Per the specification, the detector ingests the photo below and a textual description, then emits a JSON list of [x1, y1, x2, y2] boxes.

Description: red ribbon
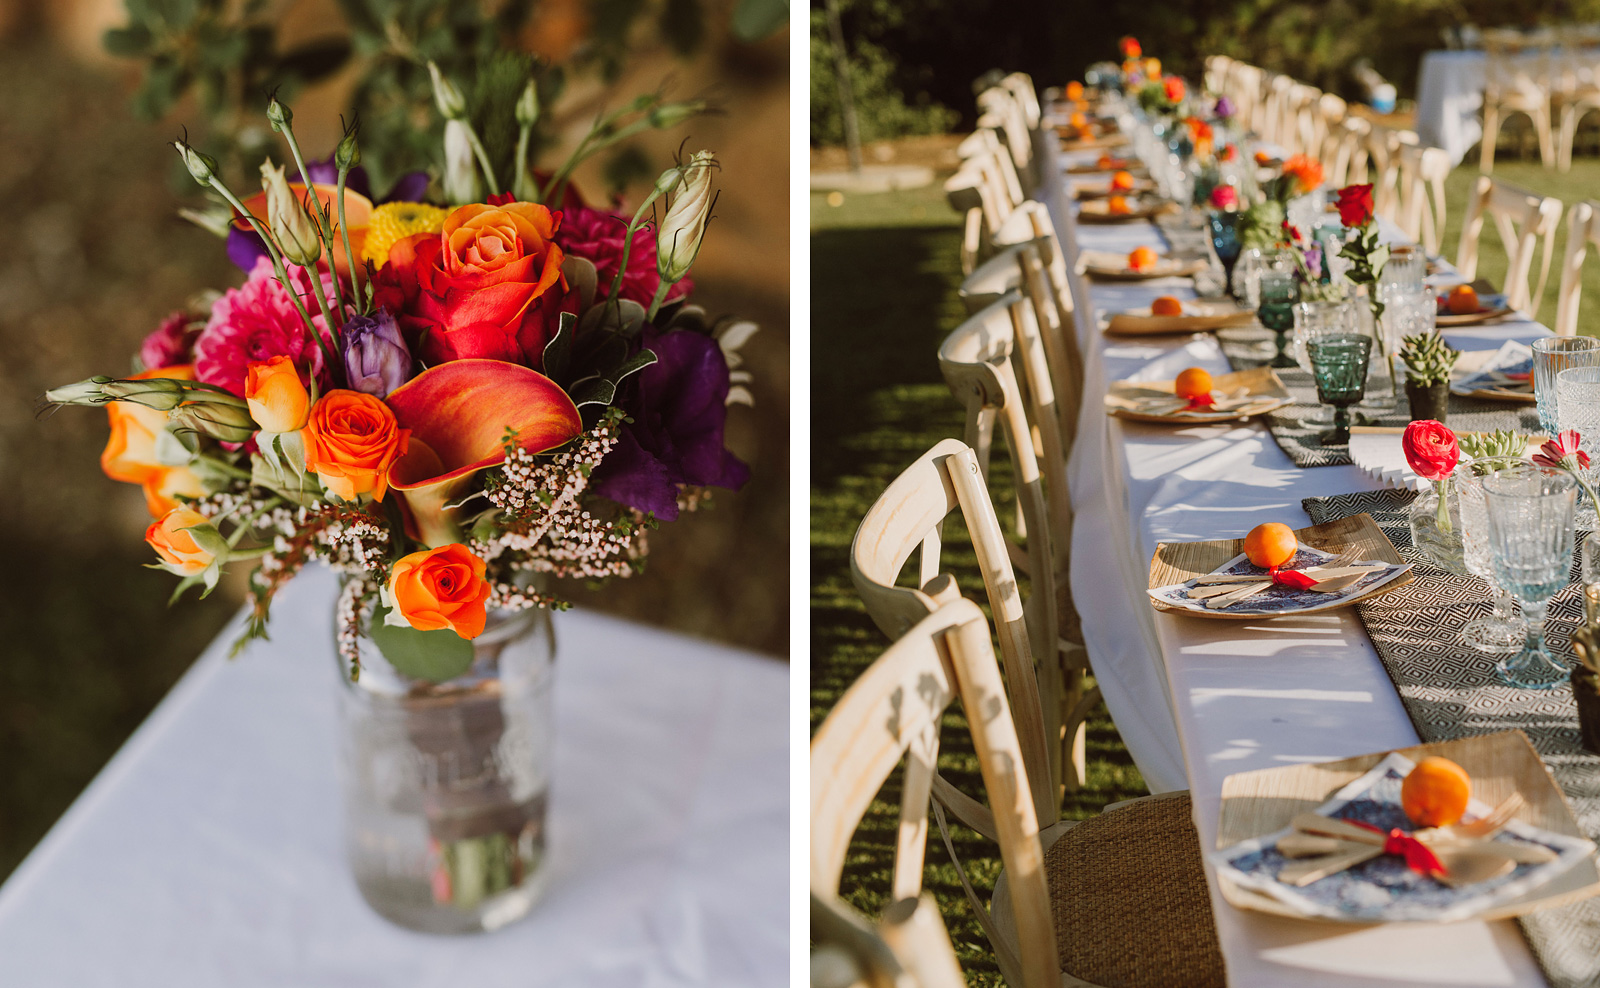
[[1344, 819, 1446, 877], [1184, 393, 1216, 409], [1268, 568, 1318, 590]]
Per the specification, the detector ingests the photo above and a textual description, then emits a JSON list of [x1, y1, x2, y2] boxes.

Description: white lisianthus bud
[[260, 160, 321, 266], [515, 80, 540, 127], [442, 120, 481, 205], [428, 61, 468, 120], [657, 151, 718, 284], [43, 377, 113, 406], [173, 141, 218, 186]]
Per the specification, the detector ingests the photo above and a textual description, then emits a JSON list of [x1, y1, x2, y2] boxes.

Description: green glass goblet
[[1307, 333, 1372, 446]]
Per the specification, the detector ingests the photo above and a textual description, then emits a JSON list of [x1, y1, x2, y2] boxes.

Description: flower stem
[[336, 164, 365, 315], [279, 123, 347, 326], [644, 277, 673, 323], [606, 190, 666, 306], [1436, 476, 1452, 533], [205, 178, 341, 377]]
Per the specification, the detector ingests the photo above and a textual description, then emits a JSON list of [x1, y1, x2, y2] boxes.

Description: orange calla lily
[[385, 359, 583, 546], [235, 182, 374, 278]]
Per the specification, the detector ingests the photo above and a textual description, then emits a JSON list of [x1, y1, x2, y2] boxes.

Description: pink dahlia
[[557, 206, 693, 308], [139, 311, 203, 370], [194, 257, 336, 396]]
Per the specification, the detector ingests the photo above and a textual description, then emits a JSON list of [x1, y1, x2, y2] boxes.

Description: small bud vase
[[1409, 481, 1469, 576], [336, 594, 556, 934]]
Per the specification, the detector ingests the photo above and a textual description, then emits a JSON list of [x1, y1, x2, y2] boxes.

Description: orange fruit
[[1107, 195, 1132, 215], [1254, 150, 1274, 166], [1071, 111, 1089, 131], [1401, 756, 1471, 828], [1066, 81, 1085, 101], [1242, 522, 1297, 569], [1097, 154, 1115, 169], [1128, 246, 1159, 271], [1151, 295, 1184, 316], [1173, 366, 1213, 399], [1111, 170, 1135, 191], [1447, 284, 1480, 315]]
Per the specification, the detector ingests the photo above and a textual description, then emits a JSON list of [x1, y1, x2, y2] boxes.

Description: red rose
[[1164, 75, 1186, 104], [1336, 184, 1375, 228], [1402, 420, 1460, 482], [1209, 184, 1238, 210], [1120, 36, 1141, 59], [374, 201, 568, 368]]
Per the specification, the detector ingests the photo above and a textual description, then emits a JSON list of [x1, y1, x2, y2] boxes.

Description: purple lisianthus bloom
[[1213, 95, 1236, 119], [590, 327, 749, 520], [226, 157, 433, 273], [341, 309, 412, 398]]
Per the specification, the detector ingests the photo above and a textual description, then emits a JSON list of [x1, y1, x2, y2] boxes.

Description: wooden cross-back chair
[[849, 438, 1059, 815], [1230, 62, 1266, 137], [1203, 55, 1232, 100], [1262, 73, 1295, 148], [810, 890, 965, 988], [960, 225, 1084, 447], [1554, 25, 1600, 171], [957, 129, 1024, 217], [1554, 199, 1600, 335], [978, 87, 1037, 194], [1480, 28, 1556, 172], [1287, 82, 1324, 157], [937, 292, 1092, 792], [1364, 125, 1414, 225], [811, 598, 1058, 988], [1001, 71, 1041, 131], [1322, 115, 1370, 187], [832, 540, 1230, 988], [1456, 175, 1563, 317], [1397, 143, 1451, 256]]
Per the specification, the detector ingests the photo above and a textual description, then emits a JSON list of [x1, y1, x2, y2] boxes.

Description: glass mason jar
[[337, 597, 556, 934], [1410, 477, 1470, 577]]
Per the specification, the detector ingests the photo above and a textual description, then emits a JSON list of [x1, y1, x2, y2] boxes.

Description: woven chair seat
[[1044, 792, 1227, 988]]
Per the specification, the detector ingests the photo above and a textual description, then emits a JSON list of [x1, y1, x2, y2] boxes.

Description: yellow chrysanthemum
[[362, 202, 449, 267]]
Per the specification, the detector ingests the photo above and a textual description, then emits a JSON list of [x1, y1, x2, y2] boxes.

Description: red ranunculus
[[1209, 184, 1238, 210], [1336, 184, 1376, 228], [1120, 36, 1141, 59], [374, 201, 569, 369], [1163, 75, 1186, 104], [1402, 420, 1460, 482]]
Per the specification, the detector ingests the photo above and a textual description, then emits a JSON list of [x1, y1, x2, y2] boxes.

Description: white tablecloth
[[1416, 49, 1491, 165], [0, 565, 788, 987], [1048, 144, 1553, 985]]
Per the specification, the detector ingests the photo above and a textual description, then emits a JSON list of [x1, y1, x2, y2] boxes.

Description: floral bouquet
[[43, 69, 754, 923]]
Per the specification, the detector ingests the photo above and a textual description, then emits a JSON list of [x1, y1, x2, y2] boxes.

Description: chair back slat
[[1555, 199, 1600, 335]]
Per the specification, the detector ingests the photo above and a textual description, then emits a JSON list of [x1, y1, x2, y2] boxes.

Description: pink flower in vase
[[1209, 184, 1238, 210], [193, 257, 335, 396], [1533, 430, 1592, 471], [1402, 420, 1460, 481]]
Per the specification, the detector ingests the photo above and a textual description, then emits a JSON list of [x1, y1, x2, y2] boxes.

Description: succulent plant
[[1457, 429, 1527, 461], [1399, 332, 1459, 387]]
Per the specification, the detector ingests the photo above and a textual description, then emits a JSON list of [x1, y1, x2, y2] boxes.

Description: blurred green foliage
[[809, 0, 1600, 142], [107, 0, 787, 195], [809, 7, 958, 147]]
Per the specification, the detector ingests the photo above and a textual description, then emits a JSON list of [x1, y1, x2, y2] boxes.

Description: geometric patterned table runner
[[1303, 488, 1600, 987], [1222, 330, 1540, 468], [1145, 213, 1540, 469]]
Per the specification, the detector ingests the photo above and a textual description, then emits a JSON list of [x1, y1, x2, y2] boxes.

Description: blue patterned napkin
[[1452, 339, 1533, 397], [1210, 752, 1596, 922], [1148, 544, 1410, 616]]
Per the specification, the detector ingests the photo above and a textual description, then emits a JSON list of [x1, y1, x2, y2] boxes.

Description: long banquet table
[[0, 565, 788, 987], [1046, 131, 1556, 985]]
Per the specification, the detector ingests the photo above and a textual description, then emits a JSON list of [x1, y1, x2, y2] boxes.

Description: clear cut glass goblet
[[1484, 464, 1578, 690], [1456, 456, 1525, 654]]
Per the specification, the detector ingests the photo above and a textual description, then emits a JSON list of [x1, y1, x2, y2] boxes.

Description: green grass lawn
[[810, 183, 1147, 986]]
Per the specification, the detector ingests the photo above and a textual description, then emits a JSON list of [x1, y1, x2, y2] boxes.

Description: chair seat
[[1045, 793, 1226, 988]]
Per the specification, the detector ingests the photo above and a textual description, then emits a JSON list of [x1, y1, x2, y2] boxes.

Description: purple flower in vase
[[1214, 95, 1236, 119], [590, 327, 749, 520], [1303, 242, 1324, 280], [341, 309, 412, 398]]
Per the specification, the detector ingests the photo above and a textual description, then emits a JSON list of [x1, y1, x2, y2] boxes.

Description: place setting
[[1080, 245, 1209, 281], [1105, 364, 1292, 423], [1103, 293, 1257, 335]]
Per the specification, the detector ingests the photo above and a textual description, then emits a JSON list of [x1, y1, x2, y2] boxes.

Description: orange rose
[[302, 389, 409, 501], [384, 543, 492, 639], [1282, 154, 1325, 196], [374, 201, 568, 368], [145, 507, 215, 576], [246, 356, 310, 433], [102, 365, 204, 515]]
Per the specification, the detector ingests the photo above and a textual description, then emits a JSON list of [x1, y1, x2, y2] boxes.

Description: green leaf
[[544, 313, 575, 382], [275, 38, 353, 83], [660, 0, 705, 54], [732, 0, 788, 40], [369, 603, 476, 682], [103, 25, 153, 57]]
